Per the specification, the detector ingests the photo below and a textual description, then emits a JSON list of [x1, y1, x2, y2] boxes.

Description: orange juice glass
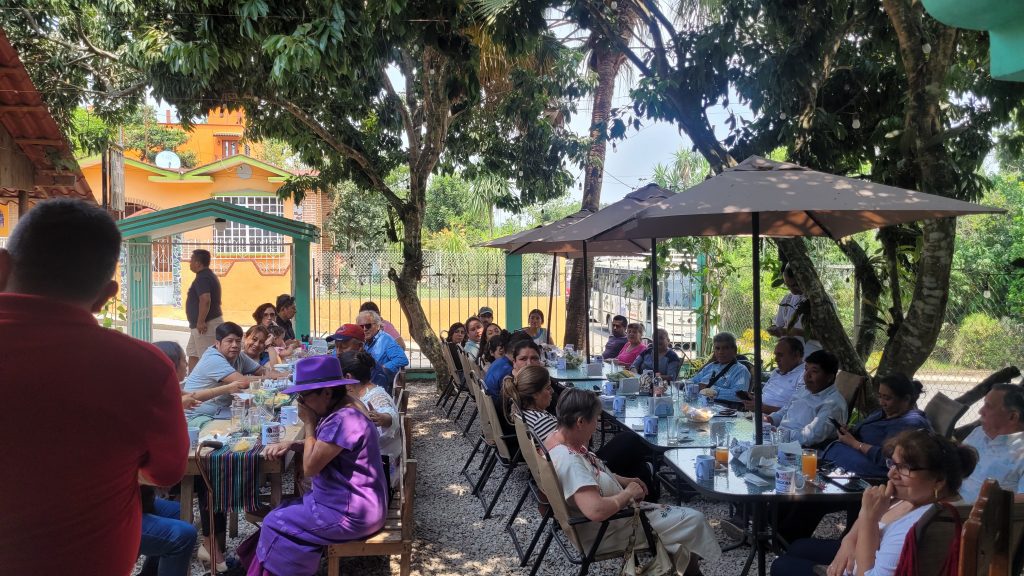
[[801, 449, 817, 477], [715, 446, 729, 465]]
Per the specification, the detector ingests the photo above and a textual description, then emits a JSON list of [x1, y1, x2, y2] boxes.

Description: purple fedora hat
[[282, 355, 358, 394]]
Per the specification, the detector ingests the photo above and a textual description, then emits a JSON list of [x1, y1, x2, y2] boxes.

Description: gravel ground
[[135, 381, 846, 575]]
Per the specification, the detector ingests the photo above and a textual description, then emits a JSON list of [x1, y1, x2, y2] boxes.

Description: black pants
[[775, 501, 859, 543], [595, 432, 660, 502], [770, 538, 841, 575]]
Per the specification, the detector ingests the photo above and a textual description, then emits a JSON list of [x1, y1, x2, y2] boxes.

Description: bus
[[589, 256, 700, 353]]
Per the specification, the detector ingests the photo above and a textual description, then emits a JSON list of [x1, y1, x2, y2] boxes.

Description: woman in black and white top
[[502, 365, 557, 440]]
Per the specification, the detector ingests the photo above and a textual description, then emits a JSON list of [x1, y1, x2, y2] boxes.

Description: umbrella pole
[[548, 254, 557, 345], [583, 242, 590, 358], [650, 238, 658, 376], [753, 215, 763, 445]]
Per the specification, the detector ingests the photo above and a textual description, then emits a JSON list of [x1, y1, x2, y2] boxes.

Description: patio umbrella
[[590, 155, 1004, 443], [480, 184, 675, 356]]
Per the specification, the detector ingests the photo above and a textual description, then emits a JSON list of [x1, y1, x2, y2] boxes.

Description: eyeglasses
[[359, 323, 374, 330], [885, 458, 925, 477]]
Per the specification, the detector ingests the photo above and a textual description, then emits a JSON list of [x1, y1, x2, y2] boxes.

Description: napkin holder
[[652, 395, 675, 417], [738, 443, 778, 470], [618, 377, 640, 395], [778, 441, 802, 467], [586, 362, 604, 376]]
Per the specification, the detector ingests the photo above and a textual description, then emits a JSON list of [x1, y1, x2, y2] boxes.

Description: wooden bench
[[326, 458, 416, 576]]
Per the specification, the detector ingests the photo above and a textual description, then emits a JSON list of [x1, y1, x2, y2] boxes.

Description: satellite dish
[[154, 150, 181, 170]]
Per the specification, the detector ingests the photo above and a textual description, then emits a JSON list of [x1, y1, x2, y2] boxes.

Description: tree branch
[[381, 66, 419, 154], [267, 97, 405, 212]]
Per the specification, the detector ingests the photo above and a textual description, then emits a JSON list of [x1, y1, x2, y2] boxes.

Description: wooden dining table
[[178, 419, 305, 525]]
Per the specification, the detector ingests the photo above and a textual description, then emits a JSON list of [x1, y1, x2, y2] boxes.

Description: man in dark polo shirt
[[0, 199, 188, 576], [276, 293, 297, 342], [186, 248, 223, 370]]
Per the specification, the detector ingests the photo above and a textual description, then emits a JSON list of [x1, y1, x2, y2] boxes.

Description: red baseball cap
[[326, 323, 365, 342]]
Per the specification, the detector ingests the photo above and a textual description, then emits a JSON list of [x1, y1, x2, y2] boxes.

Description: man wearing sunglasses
[[355, 311, 408, 393]]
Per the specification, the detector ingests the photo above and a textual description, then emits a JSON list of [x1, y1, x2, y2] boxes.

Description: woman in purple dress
[[248, 355, 388, 576]]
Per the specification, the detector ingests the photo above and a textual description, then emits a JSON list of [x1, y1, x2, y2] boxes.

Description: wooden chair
[[924, 392, 968, 438], [506, 416, 553, 566], [960, 480, 1017, 576], [326, 459, 416, 576], [529, 437, 652, 576]]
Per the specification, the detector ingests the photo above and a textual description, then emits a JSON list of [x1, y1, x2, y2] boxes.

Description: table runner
[[202, 441, 264, 513]]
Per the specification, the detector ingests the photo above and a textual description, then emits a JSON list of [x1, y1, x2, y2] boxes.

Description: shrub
[[951, 313, 1018, 369]]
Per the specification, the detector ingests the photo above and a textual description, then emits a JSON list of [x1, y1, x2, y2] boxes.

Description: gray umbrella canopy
[[595, 156, 1003, 241], [480, 184, 674, 257], [584, 155, 1003, 444]]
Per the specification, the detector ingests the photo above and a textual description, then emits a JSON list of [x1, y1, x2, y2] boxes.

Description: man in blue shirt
[[602, 315, 629, 359], [327, 323, 390, 390], [357, 310, 409, 392], [692, 332, 751, 402]]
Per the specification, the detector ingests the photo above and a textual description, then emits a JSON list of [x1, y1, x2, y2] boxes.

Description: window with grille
[[221, 139, 239, 159], [214, 196, 285, 253]]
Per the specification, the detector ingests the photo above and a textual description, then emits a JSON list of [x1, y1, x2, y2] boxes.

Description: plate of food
[[607, 370, 637, 382], [716, 408, 737, 417]]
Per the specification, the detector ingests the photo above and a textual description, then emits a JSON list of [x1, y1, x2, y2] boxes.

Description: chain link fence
[[313, 249, 570, 367]]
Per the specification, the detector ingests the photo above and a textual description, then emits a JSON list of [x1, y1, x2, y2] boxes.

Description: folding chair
[[506, 416, 552, 566], [924, 392, 968, 438], [529, 438, 653, 576], [468, 371, 523, 518]]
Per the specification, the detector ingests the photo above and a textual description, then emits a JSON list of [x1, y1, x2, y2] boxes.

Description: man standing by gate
[[186, 249, 223, 371]]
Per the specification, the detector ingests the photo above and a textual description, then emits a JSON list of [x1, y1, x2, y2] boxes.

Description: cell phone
[[736, 391, 753, 401], [829, 417, 844, 430]]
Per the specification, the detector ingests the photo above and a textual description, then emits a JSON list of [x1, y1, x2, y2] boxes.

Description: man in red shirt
[[0, 199, 188, 575]]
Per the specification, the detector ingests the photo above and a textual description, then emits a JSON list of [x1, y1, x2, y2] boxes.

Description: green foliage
[[73, 105, 196, 166], [424, 175, 474, 233], [951, 313, 1020, 370], [951, 173, 1024, 321]]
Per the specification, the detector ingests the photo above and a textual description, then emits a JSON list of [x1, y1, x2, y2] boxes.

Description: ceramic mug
[[643, 415, 659, 436], [774, 466, 806, 493], [695, 455, 716, 481]]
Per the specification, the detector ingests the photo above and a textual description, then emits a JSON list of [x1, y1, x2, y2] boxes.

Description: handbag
[[619, 504, 674, 576]]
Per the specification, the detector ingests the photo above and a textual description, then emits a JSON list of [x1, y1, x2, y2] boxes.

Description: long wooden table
[[179, 420, 305, 524]]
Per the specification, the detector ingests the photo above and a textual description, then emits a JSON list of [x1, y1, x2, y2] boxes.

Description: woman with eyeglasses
[[772, 429, 978, 576], [252, 356, 388, 576], [252, 302, 278, 328]]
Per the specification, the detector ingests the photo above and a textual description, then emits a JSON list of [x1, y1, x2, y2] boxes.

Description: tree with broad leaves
[[566, 0, 1024, 385], [6, 0, 589, 380]]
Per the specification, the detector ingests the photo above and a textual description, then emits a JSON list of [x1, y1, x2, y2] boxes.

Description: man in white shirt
[[767, 263, 822, 359], [767, 349, 846, 447], [743, 336, 805, 415], [959, 383, 1024, 502]]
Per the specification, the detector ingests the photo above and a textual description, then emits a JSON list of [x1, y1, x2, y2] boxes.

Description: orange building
[[78, 109, 331, 326]]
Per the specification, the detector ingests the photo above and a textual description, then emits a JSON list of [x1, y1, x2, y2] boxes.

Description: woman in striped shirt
[[502, 365, 558, 441]]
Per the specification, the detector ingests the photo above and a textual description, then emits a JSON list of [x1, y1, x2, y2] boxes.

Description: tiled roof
[[0, 28, 93, 203]]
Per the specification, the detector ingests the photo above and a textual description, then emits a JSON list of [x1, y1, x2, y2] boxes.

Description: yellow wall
[[155, 260, 291, 324], [0, 204, 10, 236]]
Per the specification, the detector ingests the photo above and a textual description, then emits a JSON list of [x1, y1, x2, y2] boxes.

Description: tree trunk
[[564, 36, 627, 350], [389, 174, 447, 387], [777, 237, 868, 378], [836, 237, 884, 360], [877, 0, 960, 378]]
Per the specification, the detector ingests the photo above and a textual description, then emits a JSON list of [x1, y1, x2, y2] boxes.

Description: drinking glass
[[802, 449, 818, 477], [667, 417, 680, 444], [715, 444, 730, 466]]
